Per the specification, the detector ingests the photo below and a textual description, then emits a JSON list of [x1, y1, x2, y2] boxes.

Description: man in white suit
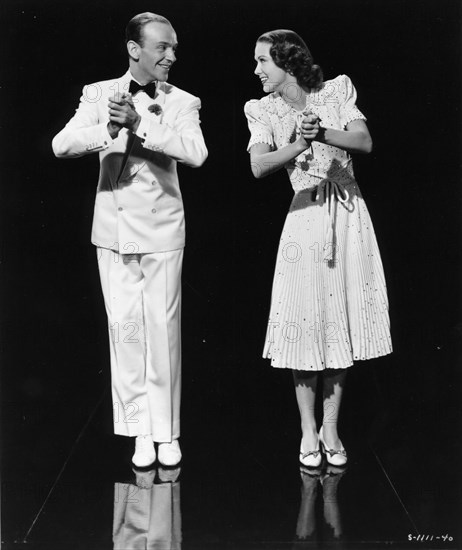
[[52, 12, 208, 467]]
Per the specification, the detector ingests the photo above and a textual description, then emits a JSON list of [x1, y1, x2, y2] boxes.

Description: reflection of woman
[[295, 466, 347, 545], [245, 30, 392, 467]]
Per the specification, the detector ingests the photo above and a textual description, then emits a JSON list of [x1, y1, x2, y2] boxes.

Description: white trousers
[[97, 247, 183, 442]]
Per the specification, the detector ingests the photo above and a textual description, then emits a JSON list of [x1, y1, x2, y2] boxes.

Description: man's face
[[130, 22, 177, 83]]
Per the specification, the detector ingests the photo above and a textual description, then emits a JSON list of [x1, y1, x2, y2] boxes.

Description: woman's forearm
[[315, 127, 372, 154], [250, 138, 310, 178]]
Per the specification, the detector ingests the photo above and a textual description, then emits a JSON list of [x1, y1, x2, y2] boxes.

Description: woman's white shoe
[[319, 426, 347, 466], [299, 438, 322, 468]]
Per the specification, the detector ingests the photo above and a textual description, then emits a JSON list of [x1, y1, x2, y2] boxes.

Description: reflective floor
[[3, 312, 462, 550], [3, 0, 462, 547], [2, 0, 461, 547]]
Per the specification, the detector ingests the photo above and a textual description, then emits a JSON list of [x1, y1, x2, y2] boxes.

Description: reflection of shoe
[[320, 465, 347, 488], [157, 466, 181, 484], [158, 440, 182, 467], [132, 468, 156, 489], [300, 465, 323, 478], [132, 435, 156, 468], [324, 463, 348, 477], [299, 439, 322, 468], [319, 426, 347, 466]]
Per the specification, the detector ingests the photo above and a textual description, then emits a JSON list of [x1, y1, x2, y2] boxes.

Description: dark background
[[1, 0, 461, 547]]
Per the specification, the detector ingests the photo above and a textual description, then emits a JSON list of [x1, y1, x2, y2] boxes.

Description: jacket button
[[151, 208, 157, 213], [151, 180, 156, 185], [118, 207, 123, 211]]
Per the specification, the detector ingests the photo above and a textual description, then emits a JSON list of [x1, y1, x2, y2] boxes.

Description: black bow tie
[[128, 80, 156, 98]]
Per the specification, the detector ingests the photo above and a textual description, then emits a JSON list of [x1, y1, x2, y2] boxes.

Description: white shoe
[[299, 439, 322, 468], [158, 440, 182, 467], [132, 435, 156, 468], [319, 426, 347, 467]]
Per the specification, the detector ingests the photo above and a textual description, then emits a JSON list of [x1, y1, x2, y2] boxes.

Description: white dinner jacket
[[52, 70, 208, 253]]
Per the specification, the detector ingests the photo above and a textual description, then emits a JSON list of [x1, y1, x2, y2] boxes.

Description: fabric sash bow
[[315, 178, 350, 264]]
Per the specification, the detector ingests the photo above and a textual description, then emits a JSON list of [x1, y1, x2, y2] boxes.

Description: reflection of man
[[52, 12, 207, 467], [113, 468, 182, 549]]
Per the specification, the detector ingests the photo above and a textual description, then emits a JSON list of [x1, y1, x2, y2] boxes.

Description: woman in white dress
[[245, 29, 392, 468]]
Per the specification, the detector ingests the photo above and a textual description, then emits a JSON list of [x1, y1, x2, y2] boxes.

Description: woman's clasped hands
[[299, 111, 321, 145]]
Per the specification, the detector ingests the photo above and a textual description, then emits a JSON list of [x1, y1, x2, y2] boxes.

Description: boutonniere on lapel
[[148, 104, 163, 116], [148, 103, 164, 124], [147, 82, 165, 122]]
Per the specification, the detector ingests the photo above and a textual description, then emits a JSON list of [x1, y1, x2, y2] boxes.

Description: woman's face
[[254, 41, 290, 94]]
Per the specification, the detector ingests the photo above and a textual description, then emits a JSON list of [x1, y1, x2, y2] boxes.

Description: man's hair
[[258, 29, 323, 90], [125, 12, 171, 46]]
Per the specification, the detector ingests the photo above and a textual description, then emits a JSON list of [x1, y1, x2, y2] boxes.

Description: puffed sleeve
[[244, 100, 275, 152], [338, 75, 367, 129]]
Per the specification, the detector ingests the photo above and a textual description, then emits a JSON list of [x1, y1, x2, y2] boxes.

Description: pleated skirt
[[263, 180, 392, 370]]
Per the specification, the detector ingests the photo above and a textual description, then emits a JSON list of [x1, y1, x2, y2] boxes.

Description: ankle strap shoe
[[319, 426, 347, 466], [299, 440, 322, 468]]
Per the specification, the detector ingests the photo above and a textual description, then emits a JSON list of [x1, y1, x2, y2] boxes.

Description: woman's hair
[[125, 12, 172, 46], [257, 29, 323, 90]]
